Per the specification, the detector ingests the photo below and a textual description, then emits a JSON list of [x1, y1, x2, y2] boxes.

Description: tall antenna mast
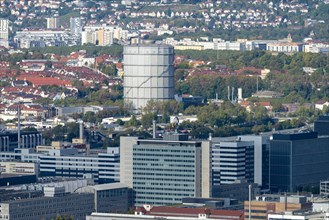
[[256, 76, 259, 93]]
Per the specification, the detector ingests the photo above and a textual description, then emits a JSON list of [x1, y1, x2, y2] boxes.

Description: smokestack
[[86, 143, 90, 156], [152, 120, 156, 139], [17, 105, 21, 148], [79, 121, 83, 139], [216, 93, 218, 101], [238, 88, 243, 100]]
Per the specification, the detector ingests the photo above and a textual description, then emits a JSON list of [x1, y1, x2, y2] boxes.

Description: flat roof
[[92, 183, 129, 191]]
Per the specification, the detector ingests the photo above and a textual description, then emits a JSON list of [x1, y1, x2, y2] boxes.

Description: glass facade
[[270, 133, 329, 192]]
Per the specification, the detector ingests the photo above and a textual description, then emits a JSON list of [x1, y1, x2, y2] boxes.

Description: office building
[[269, 132, 329, 192], [266, 42, 304, 53], [70, 17, 82, 36], [77, 183, 132, 213], [211, 138, 255, 198], [46, 17, 59, 29], [314, 115, 329, 136], [123, 44, 175, 111], [40, 147, 120, 184], [120, 133, 212, 206], [244, 195, 312, 220], [0, 161, 38, 176], [239, 135, 271, 189]]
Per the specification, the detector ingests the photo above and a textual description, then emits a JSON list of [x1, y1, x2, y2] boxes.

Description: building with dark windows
[[314, 115, 329, 136], [269, 132, 329, 192], [212, 139, 254, 185], [120, 133, 212, 206], [211, 138, 255, 198], [0, 131, 43, 152], [0, 186, 94, 220], [76, 183, 132, 213]]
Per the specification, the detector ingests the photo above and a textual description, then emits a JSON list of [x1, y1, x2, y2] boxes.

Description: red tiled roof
[[16, 76, 71, 87], [137, 206, 244, 219]]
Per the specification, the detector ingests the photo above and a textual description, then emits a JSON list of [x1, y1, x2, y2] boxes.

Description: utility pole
[[17, 104, 21, 149], [249, 184, 252, 220]]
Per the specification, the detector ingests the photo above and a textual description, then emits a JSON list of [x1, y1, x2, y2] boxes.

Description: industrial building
[[123, 43, 175, 111], [0, 131, 43, 152], [120, 133, 212, 206]]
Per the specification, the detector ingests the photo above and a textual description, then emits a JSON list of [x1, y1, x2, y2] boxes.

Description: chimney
[[79, 121, 83, 139], [17, 105, 21, 148], [208, 133, 212, 141], [152, 120, 156, 139]]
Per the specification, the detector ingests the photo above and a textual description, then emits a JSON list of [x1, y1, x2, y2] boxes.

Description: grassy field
[[59, 11, 80, 28]]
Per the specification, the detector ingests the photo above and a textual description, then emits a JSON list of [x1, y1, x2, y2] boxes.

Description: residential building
[[97, 29, 114, 46], [174, 45, 204, 50], [269, 132, 329, 192], [0, 19, 9, 47], [70, 17, 82, 36], [46, 17, 59, 29], [120, 133, 212, 206]]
